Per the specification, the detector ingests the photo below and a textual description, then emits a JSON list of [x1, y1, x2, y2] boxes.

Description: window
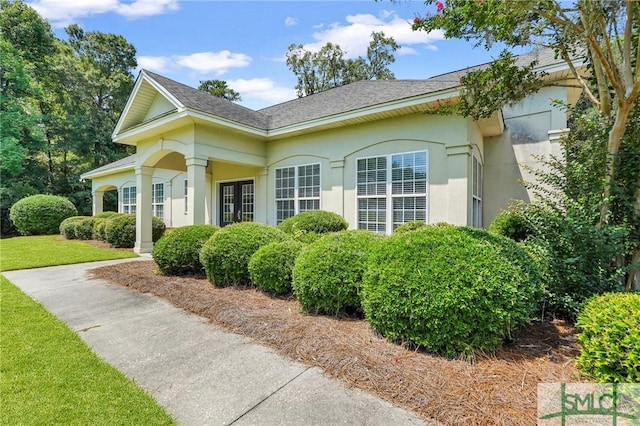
[[275, 163, 320, 224], [152, 183, 164, 220], [122, 186, 136, 214], [472, 156, 483, 228], [357, 151, 428, 234]]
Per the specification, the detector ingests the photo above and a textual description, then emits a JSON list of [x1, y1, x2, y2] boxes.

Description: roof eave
[[267, 87, 460, 139], [81, 163, 135, 180]]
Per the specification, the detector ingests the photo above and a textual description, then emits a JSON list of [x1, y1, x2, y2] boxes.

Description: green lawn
[[0, 235, 138, 271], [0, 235, 174, 424], [0, 276, 176, 425]]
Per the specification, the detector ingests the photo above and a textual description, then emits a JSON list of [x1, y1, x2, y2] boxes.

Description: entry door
[[220, 180, 254, 226]]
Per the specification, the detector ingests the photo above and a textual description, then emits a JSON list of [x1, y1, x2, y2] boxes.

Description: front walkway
[[3, 259, 434, 426]]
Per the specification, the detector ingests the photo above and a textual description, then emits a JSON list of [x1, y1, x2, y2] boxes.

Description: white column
[[446, 144, 471, 226], [329, 159, 345, 217], [165, 180, 173, 228], [92, 190, 104, 216], [134, 166, 154, 254], [255, 167, 268, 224], [185, 156, 207, 225]]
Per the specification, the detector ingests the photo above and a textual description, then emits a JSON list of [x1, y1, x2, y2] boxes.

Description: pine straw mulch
[[89, 260, 584, 426]]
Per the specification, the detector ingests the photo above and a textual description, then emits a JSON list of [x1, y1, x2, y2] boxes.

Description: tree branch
[[559, 49, 601, 108]]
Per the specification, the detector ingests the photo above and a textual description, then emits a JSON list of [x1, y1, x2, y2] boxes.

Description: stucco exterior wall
[[483, 85, 568, 225]]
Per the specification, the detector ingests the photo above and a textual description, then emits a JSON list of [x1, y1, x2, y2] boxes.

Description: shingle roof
[[142, 70, 270, 130], [83, 153, 136, 177], [140, 48, 566, 132]]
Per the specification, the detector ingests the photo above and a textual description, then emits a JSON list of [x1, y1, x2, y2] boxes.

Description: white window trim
[[121, 185, 136, 214], [274, 163, 321, 224], [471, 155, 483, 228], [355, 150, 429, 235], [152, 182, 164, 220]]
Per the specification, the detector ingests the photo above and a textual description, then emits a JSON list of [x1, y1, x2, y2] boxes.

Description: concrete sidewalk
[[3, 259, 431, 426]]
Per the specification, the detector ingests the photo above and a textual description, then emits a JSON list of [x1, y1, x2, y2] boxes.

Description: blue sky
[[27, 0, 513, 110]]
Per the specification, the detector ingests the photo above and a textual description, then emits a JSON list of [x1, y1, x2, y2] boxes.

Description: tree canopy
[[286, 31, 399, 97], [198, 79, 242, 102], [0, 0, 136, 234], [412, 0, 640, 288]]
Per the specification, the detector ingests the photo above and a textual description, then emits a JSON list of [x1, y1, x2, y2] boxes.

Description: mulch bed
[[89, 260, 584, 425]]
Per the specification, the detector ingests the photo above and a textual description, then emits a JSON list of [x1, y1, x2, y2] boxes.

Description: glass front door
[[220, 180, 254, 226]]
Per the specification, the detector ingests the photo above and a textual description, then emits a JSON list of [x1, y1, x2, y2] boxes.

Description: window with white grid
[[122, 186, 136, 214], [275, 163, 320, 224], [152, 183, 164, 220], [357, 151, 428, 234], [472, 155, 483, 228]]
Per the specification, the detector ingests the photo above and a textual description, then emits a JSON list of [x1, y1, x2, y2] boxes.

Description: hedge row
[[151, 211, 546, 359], [59, 212, 165, 248]]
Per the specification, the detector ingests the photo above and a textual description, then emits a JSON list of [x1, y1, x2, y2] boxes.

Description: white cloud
[[305, 11, 444, 58], [137, 56, 171, 73], [175, 51, 251, 75], [285, 16, 298, 27], [137, 51, 251, 75], [228, 78, 296, 106], [27, 0, 178, 27]]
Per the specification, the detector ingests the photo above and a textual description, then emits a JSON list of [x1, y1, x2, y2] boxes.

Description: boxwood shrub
[[575, 292, 640, 382], [10, 194, 78, 235], [393, 220, 427, 234], [60, 216, 86, 239], [74, 216, 95, 240], [94, 211, 119, 219], [248, 240, 305, 295], [152, 224, 220, 275], [278, 210, 348, 235], [92, 218, 109, 241], [200, 222, 290, 287], [488, 201, 534, 242], [104, 214, 166, 248], [361, 225, 542, 358], [292, 230, 382, 317]]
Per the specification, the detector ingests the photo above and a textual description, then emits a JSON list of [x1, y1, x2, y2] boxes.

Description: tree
[[413, 0, 640, 289], [286, 31, 399, 97], [198, 79, 241, 102]]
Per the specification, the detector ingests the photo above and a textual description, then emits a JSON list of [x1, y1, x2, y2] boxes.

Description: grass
[[0, 235, 138, 271], [0, 275, 176, 425]]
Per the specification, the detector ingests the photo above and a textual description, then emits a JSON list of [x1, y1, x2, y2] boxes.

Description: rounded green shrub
[[292, 230, 382, 317], [73, 216, 95, 240], [576, 292, 640, 382], [361, 225, 542, 358], [152, 224, 220, 275], [94, 211, 119, 219], [249, 240, 305, 295], [393, 220, 427, 234], [278, 210, 348, 235], [200, 222, 290, 287], [104, 214, 166, 248], [60, 216, 86, 239], [488, 201, 534, 242], [92, 218, 109, 241], [10, 194, 78, 235]]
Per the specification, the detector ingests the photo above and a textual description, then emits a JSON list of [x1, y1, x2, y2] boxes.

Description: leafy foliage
[[59, 216, 85, 239], [278, 210, 348, 235], [286, 31, 398, 97], [248, 240, 305, 295], [10, 194, 77, 235], [104, 214, 165, 248], [576, 292, 640, 382], [152, 225, 219, 276], [361, 225, 542, 358], [197, 79, 241, 102], [488, 201, 534, 242], [73, 216, 95, 240], [199, 222, 290, 287], [392, 220, 427, 234], [292, 230, 382, 317]]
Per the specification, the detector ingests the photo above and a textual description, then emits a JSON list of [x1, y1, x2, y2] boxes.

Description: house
[[81, 49, 582, 253]]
